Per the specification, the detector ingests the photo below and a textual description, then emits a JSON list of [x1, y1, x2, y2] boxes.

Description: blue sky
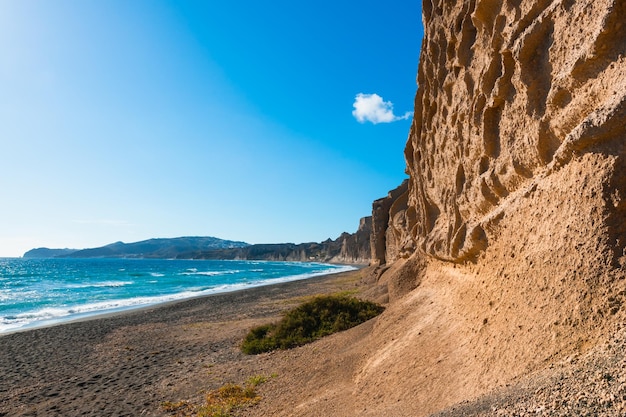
[[0, 0, 422, 257]]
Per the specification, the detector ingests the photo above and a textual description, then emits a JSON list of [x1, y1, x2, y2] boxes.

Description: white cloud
[[352, 93, 412, 124]]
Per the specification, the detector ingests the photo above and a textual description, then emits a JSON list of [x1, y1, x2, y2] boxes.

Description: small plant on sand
[[241, 295, 384, 355], [162, 400, 192, 414], [161, 375, 271, 417]]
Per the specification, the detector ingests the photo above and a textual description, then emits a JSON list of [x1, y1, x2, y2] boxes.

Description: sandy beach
[[0, 267, 376, 417]]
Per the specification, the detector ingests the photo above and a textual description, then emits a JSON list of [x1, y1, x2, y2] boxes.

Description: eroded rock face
[[395, 0, 626, 263], [333, 216, 372, 264], [326, 2, 626, 416], [361, 2, 626, 410], [370, 180, 409, 266]]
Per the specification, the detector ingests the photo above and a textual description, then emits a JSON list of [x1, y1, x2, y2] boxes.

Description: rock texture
[[397, 0, 626, 264], [364, 0, 626, 415]]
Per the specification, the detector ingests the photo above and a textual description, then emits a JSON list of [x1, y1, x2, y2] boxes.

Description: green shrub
[[241, 295, 384, 354]]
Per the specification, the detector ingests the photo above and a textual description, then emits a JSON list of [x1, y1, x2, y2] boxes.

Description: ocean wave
[[0, 289, 40, 301], [0, 262, 357, 334], [0, 291, 200, 333], [0, 284, 235, 334], [179, 270, 241, 277], [66, 281, 134, 289]]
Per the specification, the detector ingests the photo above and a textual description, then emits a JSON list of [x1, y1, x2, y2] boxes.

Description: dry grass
[[162, 375, 271, 417]]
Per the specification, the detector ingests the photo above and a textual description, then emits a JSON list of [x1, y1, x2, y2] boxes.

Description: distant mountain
[[23, 237, 249, 259], [181, 217, 372, 264], [23, 248, 79, 259], [20, 223, 372, 264]]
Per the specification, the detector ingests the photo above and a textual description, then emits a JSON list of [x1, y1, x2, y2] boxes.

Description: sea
[[0, 258, 355, 334]]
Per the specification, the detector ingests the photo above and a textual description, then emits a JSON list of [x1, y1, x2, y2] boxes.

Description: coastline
[[0, 267, 375, 416]]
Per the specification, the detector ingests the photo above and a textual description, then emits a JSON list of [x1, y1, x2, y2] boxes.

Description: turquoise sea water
[[0, 258, 354, 334]]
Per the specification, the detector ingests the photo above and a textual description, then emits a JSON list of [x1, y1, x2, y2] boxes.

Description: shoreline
[[0, 261, 360, 336], [0, 267, 373, 416]]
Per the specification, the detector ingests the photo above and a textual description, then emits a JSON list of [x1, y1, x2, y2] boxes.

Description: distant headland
[[23, 217, 371, 265]]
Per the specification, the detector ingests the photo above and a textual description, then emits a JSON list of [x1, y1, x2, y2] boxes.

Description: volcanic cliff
[[362, 0, 626, 414]]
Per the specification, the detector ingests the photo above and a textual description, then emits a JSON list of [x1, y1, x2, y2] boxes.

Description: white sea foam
[[66, 281, 134, 289], [179, 270, 240, 276], [0, 290, 208, 333]]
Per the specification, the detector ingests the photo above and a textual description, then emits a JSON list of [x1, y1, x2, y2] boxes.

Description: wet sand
[[0, 268, 371, 417]]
